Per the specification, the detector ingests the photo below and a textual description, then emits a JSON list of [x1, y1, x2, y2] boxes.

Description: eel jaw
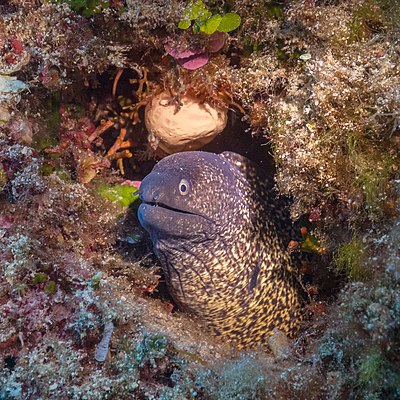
[[142, 200, 203, 217], [137, 201, 215, 240]]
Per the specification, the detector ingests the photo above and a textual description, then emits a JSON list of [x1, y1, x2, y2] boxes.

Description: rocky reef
[[1, 0, 399, 399]]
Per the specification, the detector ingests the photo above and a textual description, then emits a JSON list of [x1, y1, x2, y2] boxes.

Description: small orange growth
[[288, 240, 300, 253], [141, 284, 158, 294], [101, 68, 150, 174], [300, 226, 308, 236], [112, 68, 124, 97], [87, 119, 114, 143]]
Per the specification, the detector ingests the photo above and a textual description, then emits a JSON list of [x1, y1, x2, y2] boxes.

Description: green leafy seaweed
[[178, 19, 191, 29], [178, 0, 240, 35], [217, 12, 241, 33], [200, 14, 222, 34], [97, 184, 139, 207]]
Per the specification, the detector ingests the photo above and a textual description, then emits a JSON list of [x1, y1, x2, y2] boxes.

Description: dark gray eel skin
[[137, 150, 305, 348]]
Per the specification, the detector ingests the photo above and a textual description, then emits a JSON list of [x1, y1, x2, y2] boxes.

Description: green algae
[[179, 0, 241, 34], [44, 280, 57, 295], [0, 165, 6, 189], [357, 349, 400, 399], [334, 237, 371, 281], [33, 93, 60, 151], [32, 272, 47, 284], [97, 184, 139, 207], [348, 132, 398, 220], [348, 1, 387, 43], [49, 0, 109, 17]]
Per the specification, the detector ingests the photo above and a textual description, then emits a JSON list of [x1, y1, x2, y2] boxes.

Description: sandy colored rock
[[268, 329, 291, 359], [145, 91, 228, 153]]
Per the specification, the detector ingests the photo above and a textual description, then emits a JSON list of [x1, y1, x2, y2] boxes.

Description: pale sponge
[[145, 91, 228, 154]]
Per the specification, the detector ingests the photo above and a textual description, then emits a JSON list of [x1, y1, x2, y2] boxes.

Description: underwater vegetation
[[178, 0, 241, 35], [49, 0, 112, 17], [334, 237, 370, 281], [0, 0, 399, 398]]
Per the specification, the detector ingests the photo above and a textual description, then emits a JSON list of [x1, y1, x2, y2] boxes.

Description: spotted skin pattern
[[138, 151, 305, 348]]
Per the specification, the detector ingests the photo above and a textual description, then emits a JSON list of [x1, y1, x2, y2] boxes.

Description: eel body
[[137, 151, 305, 348]]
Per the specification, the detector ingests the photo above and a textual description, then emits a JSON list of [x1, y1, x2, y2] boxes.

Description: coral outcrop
[[1, 0, 399, 398]]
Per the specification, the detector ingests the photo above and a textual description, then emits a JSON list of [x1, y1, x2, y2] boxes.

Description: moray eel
[[137, 151, 305, 348]]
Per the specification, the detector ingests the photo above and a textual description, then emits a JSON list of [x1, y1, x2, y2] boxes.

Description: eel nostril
[[152, 190, 160, 202]]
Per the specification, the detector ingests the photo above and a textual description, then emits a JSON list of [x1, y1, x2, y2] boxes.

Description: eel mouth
[[143, 201, 200, 216], [142, 201, 215, 223]]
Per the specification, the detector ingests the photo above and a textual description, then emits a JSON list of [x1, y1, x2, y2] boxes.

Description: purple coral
[[164, 32, 226, 70], [164, 40, 209, 70]]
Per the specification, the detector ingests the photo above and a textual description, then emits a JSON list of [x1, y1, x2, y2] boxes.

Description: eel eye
[[179, 179, 190, 196]]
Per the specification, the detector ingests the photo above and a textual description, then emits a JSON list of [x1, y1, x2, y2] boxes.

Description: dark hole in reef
[[89, 69, 156, 180], [115, 115, 281, 305], [115, 205, 179, 308], [94, 68, 338, 312], [138, 359, 176, 389], [91, 68, 277, 182], [4, 355, 17, 371], [124, 111, 276, 182]]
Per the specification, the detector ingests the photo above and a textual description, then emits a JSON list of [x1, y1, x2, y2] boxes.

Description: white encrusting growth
[[95, 321, 114, 362]]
